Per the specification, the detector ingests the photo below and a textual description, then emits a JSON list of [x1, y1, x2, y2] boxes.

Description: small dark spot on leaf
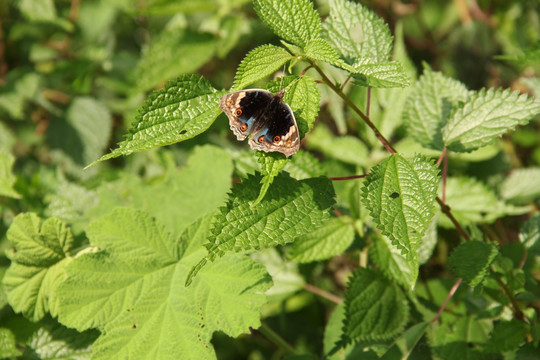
[[132, 323, 137, 329], [179, 129, 187, 135], [390, 192, 400, 199]]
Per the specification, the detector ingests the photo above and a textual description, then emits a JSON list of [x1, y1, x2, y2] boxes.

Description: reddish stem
[[329, 175, 367, 181], [431, 278, 462, 323]]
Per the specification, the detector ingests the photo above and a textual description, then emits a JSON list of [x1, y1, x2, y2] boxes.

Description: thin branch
[[304, 283, 343, 304], [257, 323, 297, 355], [436, 197, 470, 241], [310, 62, 397, 154], [329, 174, 367, 181], [431, 278, 462, 323]]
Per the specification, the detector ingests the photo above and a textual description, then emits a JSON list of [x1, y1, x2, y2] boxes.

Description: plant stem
[[431, 278, 462, 323], [329, 174, 367, 181], [436, 197, 471, 241], [257, 322, 297, 355], [304, 283, 343, 304], [310, 62, 397, 154]]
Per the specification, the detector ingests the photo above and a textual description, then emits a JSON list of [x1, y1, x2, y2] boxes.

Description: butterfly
[[219, 89, 300, 157]]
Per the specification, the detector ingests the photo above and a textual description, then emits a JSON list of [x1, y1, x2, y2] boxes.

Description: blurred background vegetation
[[1, 0, 539, 358]]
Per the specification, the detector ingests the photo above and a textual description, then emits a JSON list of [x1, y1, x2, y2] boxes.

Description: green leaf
[[288, 216, 355, 263], [417, 215, 438, 265], [323, 0, 392, 64], [380, 322, 430, 360], [342, 268, 409, 342], [448, 241, 499, 287], [483, 319, 528, 353], [253, 151, 289, 205], [3, 213, 74, 321], [370, 234, 418, 289], [519, 213, 540, 256], [57, 208, 271, 360], [92, 75, 222, 166], [440, 177, 530, 228], [362, 155, 439, 259], [443, 88, 540, 152], [403, 67, 469, 150], [266, 75, 321, 138], [19, 0, 56, 22], [26, 323, 97, 360], [186, 173, 335, 285], [430, 316, 492, 360], [303, 38, 350, 69], [0, 328, 22, 358], [135, 28, 217, 92], [283, 151, 325, 180], [0, 152, 21, 199], [233, 45, 294, 90], [305, 123, 369, 167], [500, 167, 540, 204], [253, 0, 322, 48], [352, 61, 410, 88]]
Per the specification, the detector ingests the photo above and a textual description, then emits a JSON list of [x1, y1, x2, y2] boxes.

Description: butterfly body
[[219, 89, 300, 157]]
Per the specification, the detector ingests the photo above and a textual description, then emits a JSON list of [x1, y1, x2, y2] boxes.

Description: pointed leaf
[[303, 38, 351, 69], [352, 61, 410, 88], [0, 328, 22, 358], [288, 216, 355, 263], [233, 45, 293, 90], [253, 151, 289, 205], [370, 234, 418, 289], [343, 268, 409, 342], [323, 0, 392, 64], [443, 88, 540, 152], [500, 167, 540, 204], [3, 213, 74, 321], [380, 322, 430, 360], [448, 241, 499, 287], [187, 174, 335, 285], [403, 68, 469, 150], [92, 75, 222, 165], [253, 0, 322, 48], [483, 319, 528, 353], [57, 209, 271, 360], [362, 155, 439, 259], [0, 152, 21, 198]]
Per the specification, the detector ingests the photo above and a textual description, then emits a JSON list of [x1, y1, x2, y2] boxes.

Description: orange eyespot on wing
[[234, 109, 242, 117], [273, 135, 281, 143], [258, 135, 264, 143], [240, 124, 248, 132]]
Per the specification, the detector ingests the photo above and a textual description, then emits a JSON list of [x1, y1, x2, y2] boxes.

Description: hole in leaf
[[389, 192, 400, 199], [179, 129, 187, 135]]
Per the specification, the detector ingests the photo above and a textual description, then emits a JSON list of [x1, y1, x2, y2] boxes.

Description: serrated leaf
[[3, 213, 74, 321], [57, 208, 271, 360], [323, 0, 392, 64], [483, 319, 528, 353], [362, 155, 439, 259], [443, 88, 540, 152], [253, 151, 289, 205], [303, 38, 350, 69], [233, 45, 293, 90], [92, 75, 222, 166], [440, 177, 530, 228], [500, 167, 540, 204], [343, 268, 409, 342], [352, 61, 410, 88], [519, 213, 540, 256], [253, 0, 321, 48], [288, 216, 354, 263], [0, 152, 21, 198], [266, 75, 320, 138], [448, 241, 498, 287], [417, 214, 438, 265], [186, 173, 335, 285], [370, 234, 418, 289], [403, 68, 469, 150], [0, 328, 22, 358], [135, 29, 217, 92], [283, 151, 325, 180]]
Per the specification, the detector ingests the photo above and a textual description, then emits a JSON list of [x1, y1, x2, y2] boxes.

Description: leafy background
[[1, 0, 540, 359]]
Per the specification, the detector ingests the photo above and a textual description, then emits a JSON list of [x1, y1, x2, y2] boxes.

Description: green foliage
[[2, 0, 540, 358], [448, 241, 499, 287], [342, 268, 409, 342], [362, 155, 439, 261]]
